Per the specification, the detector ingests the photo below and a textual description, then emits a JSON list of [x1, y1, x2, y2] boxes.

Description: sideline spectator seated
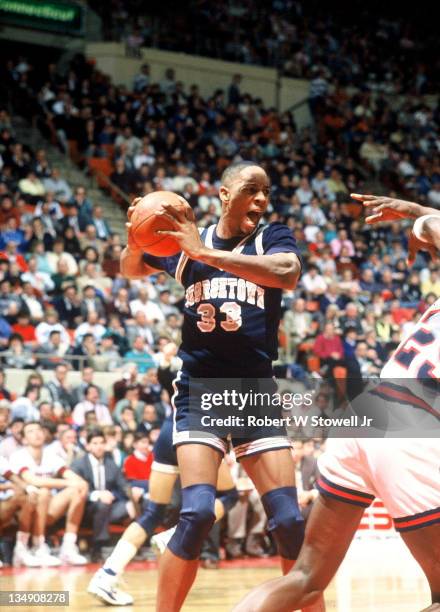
[[71, 428, 143, 561]]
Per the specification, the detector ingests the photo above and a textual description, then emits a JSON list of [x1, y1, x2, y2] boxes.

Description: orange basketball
[[129, 191, 188, 256]]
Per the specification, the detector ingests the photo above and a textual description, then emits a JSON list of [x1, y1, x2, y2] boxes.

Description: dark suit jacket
[[71, 452, 129, 501], [52, 296, 82, 329]]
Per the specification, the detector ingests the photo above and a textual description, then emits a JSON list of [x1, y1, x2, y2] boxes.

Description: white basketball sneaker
[[32, 543, 61, 567], [87, 568, 134, 606], [12, 543, 41, 568], [150, 526, 176, 556], [59, 542, 87, 565]]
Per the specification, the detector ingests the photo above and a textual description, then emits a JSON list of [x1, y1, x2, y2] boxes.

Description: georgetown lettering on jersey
[[185, 277, 265, 309]]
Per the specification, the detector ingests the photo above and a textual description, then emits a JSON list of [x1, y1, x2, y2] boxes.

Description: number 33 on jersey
[[142, 222, 301, 375]]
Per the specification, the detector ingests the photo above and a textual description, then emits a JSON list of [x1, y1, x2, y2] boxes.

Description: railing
[[0, 352, 158, 372], [286, 96, 309, 115], [88, 167, 132, 209]]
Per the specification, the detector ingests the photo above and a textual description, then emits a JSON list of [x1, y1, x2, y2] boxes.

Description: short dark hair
[[220, 161, 264, 187], [22, 420, 42, 433], [121, 405, 134, 413], [134, 431, 149, 443], [86, 427, 104, 443], [11, 417, 25, 426]]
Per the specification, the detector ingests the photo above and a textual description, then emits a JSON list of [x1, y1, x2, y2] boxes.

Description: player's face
[[221, 167, 270, 235]]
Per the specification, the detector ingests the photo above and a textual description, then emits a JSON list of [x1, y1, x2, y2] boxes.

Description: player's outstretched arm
[[352, 193, 440, 224], [156, 202, 301, 289], [120, 198, 162, 279]]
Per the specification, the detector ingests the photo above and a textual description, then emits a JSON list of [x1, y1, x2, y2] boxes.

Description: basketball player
[[0, 455, 39, 567], [232, 195, 440, 612], [9, 421, 89, 566], [121, 162, 323, 612], [88, 414, 238, 605]]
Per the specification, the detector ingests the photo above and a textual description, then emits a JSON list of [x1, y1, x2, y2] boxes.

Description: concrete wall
[[4, 368, 121, 398], [86, 42, 311, 126]]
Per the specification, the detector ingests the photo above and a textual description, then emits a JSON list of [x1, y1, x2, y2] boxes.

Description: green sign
[[0, 0, 84, 35]]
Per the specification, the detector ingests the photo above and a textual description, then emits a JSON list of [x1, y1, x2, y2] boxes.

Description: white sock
[[103, 540, 137, 575], [62, 532, 77, 547], [32, 535, 45, 548], [16, 531, 30, 546]]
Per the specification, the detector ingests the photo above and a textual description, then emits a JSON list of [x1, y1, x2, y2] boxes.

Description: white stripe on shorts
[[233, 436, 292, 460], [151, 460, 180, 475], [173, 429, 228, 455]]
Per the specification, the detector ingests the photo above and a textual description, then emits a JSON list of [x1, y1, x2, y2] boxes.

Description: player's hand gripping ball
[[127, 191, 192, 256]]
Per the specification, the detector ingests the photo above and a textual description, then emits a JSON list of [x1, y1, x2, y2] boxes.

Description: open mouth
[[246, 211, 260, 225]]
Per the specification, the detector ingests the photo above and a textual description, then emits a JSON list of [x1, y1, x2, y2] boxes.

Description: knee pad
[[168, 484, 216, 561], [136, 501, 167, 536], [217, 487, 239, 512], [261, 486, 305, 560]]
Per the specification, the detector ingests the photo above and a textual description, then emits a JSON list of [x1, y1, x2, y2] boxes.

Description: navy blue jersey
[[143, 222, 300, 377]]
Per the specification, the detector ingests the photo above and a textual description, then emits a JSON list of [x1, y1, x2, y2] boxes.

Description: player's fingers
[[125, 222, 132, 230], [156, 229, 176, 236], [177, 196, 190, 208], [155, 210, 180, 227], [351, 193, 379, 202], [127, 206, 136, 220], [161, 201, 186, 220], [362, 199, 389, 209], [365, 213, 383, 224]]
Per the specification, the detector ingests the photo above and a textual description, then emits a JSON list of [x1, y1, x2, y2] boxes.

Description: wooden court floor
[[0, 538, 430, 611]]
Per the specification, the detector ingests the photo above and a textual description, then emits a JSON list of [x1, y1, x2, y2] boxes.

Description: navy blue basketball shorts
[[171, 370, 292, 461], [152, 416, 179, 474]]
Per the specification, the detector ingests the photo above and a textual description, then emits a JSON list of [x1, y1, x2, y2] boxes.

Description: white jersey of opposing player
[[381, 298, 440, 380]]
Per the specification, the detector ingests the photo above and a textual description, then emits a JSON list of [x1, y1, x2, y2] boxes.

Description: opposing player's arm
[[352, 193, 440, 224]]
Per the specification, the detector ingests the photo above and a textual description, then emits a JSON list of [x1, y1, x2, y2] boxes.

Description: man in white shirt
[[35, 310, 71, 350], [74, 311, 107, 344], [302, 198, 327, 227], [9, 421, 88, 566], [72, 385, 113, 427], [129, 288, 164, 323], [133, 144, 156, 169], [21, 256, 54, 295], [301, 265, 328, 295]]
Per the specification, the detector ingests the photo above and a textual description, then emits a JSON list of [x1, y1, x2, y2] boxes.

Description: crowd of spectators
[[89, 0, 439, 93], [0, 46, 438, 567]]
